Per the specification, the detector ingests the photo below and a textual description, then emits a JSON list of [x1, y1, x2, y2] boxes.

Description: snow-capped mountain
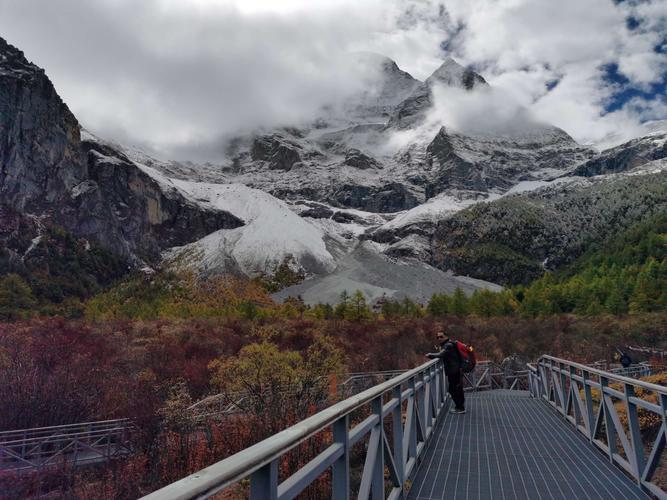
[[1, 35, 665, 304]]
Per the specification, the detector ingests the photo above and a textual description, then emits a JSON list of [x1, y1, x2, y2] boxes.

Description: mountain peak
[[426, 57, 488, 90], [0, 37, 42, 78]]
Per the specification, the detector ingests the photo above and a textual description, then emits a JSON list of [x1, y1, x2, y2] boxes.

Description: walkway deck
[[407, 390, 647, 500]]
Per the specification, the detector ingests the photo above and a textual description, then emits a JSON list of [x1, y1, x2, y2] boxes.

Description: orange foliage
[[1, 313, 666, 497]]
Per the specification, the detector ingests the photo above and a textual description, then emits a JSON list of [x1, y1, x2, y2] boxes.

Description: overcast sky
[[0, 0, 665, 158]]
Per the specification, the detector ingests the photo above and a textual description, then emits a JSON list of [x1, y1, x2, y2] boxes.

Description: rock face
[[425, 126, 593, 195], [572, 132, 667, 177], [251, 134, 303, 171], [344, 149, 381, 169], [0, 205, 41, 265], [0, 38, 86, 212], [76, 140, 243, 260], [0, 37, 243, 263], [331, 183, 420, 212]]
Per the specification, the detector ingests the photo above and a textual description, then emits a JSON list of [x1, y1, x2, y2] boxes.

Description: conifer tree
[[0, 274, 36, 320]]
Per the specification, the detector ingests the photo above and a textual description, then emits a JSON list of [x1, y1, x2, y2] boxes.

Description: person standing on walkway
[[426, 329, 466, 414]]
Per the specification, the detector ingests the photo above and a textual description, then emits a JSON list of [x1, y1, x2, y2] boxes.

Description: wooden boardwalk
[[407, 390, 647, 500]]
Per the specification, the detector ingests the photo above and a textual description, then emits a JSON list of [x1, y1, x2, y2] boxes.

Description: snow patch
[[160, 182, 336, 276], [22, 235, 42, 260], [377, 193, 485, 232]]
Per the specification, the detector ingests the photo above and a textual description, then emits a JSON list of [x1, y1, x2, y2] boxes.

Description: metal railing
[[0, 419, 135, 472], [338, 370, 408, 398], [528, 355, 667, 499], [463, 360, 530, 391], [609, 363, 654, 378], [187, 363, 531, 422], [142, 359, 448, 499], [185, 372, 406, 420]]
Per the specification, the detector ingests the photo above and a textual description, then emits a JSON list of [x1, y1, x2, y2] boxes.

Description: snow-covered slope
[[128, 162, 336, 276]]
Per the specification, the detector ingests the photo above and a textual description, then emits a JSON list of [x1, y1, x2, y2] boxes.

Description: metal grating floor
[[407, 390, 648, 500]]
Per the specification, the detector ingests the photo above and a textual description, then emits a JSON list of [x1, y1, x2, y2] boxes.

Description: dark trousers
[[447, 371, 465, 410]]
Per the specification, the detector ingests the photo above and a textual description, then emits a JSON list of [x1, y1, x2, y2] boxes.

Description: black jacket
[[427, 339, 461, 376]]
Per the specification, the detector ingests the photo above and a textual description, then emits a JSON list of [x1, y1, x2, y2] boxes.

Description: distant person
[[426, 329, 465, 414], [615, 348, 633, 368]]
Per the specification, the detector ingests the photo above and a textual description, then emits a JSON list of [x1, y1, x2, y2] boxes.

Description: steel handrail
[[529, 355, 667, 499], [142, 359, 444, 499], [539, 355, 667, 394], [0, 418, 132, 439]]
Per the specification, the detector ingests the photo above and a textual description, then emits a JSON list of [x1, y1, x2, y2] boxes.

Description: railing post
[[371, 397, 384, 500], [407, 376, 417, 461], [568, 366, 578, 423], [250, 459, 278, 500], [582, 370, 595, 442], [392, 385, 405, 485], [332, 415, 350, 500], [624, 383, 645, 482], [559, 361, 567, 412], [600, 376, 617, 462], [440, 363, 447, 406], [425, 366, 433, 433], [644, 393, 667, 483], [528, 372, 533, 396], [417, 372, 426, 437], [539, 361, 549, 401], [433, 364, 441, 412], [21, 429, 26, 462]]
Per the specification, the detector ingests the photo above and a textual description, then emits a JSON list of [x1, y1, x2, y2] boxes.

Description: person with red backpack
[[426, 329, 475, 414]]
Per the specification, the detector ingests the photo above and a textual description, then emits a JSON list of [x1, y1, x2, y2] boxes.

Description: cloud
[[383, 83, 553, 156], [0, 0, 664, 157], [0, 0, 389, 158], [429, 85, 541, 137], [435, 0, 667, 146]]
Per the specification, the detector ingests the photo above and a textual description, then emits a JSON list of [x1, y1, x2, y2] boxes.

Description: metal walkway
[[143, 356, 666, 500], [407, 390, 647, 500]]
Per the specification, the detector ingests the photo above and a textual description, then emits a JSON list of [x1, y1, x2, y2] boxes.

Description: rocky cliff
[[572, 131, 667, 177], [0, 37, 243, 264]]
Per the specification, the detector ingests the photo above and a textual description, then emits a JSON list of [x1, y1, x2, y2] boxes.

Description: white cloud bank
[[0, 0, 664, 156]]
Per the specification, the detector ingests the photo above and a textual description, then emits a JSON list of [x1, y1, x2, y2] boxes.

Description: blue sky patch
[[601, 62, 667, 118]]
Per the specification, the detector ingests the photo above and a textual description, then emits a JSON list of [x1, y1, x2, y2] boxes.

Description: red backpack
[[455, 341, 477, 373]]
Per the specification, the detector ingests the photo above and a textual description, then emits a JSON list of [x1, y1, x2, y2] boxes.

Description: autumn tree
[[209, 337, 344, 437]]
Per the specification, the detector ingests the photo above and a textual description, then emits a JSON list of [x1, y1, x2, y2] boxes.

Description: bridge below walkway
[[407, 390, 646, 500]]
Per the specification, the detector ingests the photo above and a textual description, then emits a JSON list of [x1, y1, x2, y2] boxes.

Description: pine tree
[[449, 288, 469, 317], [427, 294, 450, 316], [348, 290, 371, 321], [0, 274, 36, 321], [604, 286, 627, 315], [334, 290, 350, 319]]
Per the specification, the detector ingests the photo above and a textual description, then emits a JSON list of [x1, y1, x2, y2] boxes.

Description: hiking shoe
[[450, 408, 466, 414]]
